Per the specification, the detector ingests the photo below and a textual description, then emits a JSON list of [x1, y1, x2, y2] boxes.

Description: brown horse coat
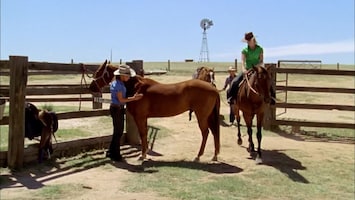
[[233, 65, 272, 163], [126, 76, 221, 161]]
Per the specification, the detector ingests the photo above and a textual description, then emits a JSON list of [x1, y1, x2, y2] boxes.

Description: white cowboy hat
[[113, 65, 136, 77]]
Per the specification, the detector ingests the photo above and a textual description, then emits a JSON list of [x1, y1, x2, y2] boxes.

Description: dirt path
[[1, 110, 354, 200]]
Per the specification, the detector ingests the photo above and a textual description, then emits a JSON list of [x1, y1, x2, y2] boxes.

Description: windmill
[[199, 18, 213, 62]]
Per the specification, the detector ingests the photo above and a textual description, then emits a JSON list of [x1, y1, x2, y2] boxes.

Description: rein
[[245, 72, 259, 96]]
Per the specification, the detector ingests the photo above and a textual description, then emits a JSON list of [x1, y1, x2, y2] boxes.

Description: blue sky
[[1, 0, 354, 64]]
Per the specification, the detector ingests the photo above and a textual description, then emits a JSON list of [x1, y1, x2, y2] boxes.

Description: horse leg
[[235, 105, 242, 145], [194, 118, 209, 162], [255, 113, 264, 164], [243, 113, 255, 156], [38, 129, 49, 162], [135, 118, 148, 160], [194, 129, 208, 162]]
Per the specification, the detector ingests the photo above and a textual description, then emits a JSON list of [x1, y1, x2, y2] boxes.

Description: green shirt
[[242, 44, 263, 70]]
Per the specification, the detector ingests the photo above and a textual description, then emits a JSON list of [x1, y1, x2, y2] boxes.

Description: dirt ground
[[1, 74, 354, 200]]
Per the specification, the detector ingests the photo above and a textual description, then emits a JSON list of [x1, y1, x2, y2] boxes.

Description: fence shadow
[[270, 126, 355, 144], [0, 150, 111, 190]]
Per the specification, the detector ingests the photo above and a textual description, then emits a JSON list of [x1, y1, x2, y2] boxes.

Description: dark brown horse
[[25, 102, 58, 162], [89, 62, 221, 161], [232, 65, 272, 164]]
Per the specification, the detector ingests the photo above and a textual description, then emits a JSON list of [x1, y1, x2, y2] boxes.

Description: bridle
[[92, 64, 112, 91], [196, 67, 216, 86]]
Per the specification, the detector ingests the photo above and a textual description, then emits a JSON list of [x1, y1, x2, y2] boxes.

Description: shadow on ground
[[261, 149, 309, 183]]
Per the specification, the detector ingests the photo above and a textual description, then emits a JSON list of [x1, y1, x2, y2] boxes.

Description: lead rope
[[79, 63, 94, 111]]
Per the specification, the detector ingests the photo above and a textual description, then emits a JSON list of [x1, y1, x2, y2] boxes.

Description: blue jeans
[[108, 104, 125, 157], [227, 72, 243, 102]]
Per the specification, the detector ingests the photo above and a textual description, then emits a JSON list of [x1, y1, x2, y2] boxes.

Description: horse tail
[[209, 94, 220, 155]]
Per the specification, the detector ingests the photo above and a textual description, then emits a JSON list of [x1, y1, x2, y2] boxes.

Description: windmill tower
[[199, 18, 213, 62]]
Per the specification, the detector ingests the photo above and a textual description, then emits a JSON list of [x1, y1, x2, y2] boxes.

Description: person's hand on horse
[[243, 70, 248, 77], [133, 93, 143, 100]]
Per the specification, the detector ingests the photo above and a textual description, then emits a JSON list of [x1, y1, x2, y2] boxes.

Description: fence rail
[[267, 66, 355, 130]]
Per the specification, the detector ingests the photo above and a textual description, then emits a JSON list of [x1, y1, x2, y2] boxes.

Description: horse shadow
[[140, 160, 243, 174], [260, 149, 309, 183], [219, 114, 231, 127]]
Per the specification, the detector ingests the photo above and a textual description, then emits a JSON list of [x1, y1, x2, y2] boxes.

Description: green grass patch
[[32, 183, 85, 200], [55, 128, 93, 141], [124, 155, 354, 200], [0, 125, 8, 151]]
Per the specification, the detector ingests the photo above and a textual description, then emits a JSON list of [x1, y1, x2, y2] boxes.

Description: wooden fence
[[1, 57, 354, 168], [0, 56, 144, 169], [264, 64, 355, 130]]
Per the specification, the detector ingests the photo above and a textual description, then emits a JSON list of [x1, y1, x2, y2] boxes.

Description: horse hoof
[[193, 157, 200, 162], [211, 156, 218, 162], [138, 156, 146, 161], [255, 156, 263, 164], [237, 139, 242, 145]]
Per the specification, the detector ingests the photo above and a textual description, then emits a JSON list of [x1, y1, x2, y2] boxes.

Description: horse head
[[194, 67, 216, 87], [89, 60, 117, 93], [251, 65, 272, 103]]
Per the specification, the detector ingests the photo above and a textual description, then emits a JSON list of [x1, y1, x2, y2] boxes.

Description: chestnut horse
[[189, 66, 216, 121], [89, 61, 221, 161], [192, 66, 216, 87], [232, 65, 272, 163]]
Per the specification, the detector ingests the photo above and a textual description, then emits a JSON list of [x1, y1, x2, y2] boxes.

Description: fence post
[[168, 60, 170, 71], [234, 59, 238, 71], [8, 56, 28, 169], [125, 111, 141, 145], [264, 63, 277, 130], [92, 93, 102, 109]]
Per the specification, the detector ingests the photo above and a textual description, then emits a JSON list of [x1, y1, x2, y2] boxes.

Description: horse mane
[[133, 75, 160, 93], [93, 60, 107, 78]]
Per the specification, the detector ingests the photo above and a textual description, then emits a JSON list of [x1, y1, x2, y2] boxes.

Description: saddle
[[25, 102, 58, 140]]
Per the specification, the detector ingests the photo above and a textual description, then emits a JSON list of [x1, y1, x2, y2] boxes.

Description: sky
[[1, 0, 354, 64]]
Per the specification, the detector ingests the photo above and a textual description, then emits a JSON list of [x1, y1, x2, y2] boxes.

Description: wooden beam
[[273, 120, 355, 129], [275, 68, 355, 76], [0, 110, 110, 125], [56, 109, 110, 120], [276, 85, 355, 94], [8, 56, 28, 169], [276, 103, 355, 111]]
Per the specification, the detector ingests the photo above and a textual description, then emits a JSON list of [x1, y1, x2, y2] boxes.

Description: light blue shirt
[[110, 80, 126, 105]]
